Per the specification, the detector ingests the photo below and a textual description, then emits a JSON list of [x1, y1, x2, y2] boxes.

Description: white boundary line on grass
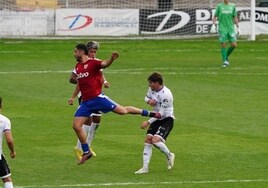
[[0, 69, 268, 76], [15, 179, 268, 188], [1, 48, 268, 54]]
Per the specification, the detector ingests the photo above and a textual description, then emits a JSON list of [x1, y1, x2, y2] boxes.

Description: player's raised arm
[[101, 51, 119, 68]]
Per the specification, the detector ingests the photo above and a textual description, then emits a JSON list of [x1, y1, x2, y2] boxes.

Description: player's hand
[[235, 25, 240, 37], [147, 99, 157, 106], [68, 98, 75, 105], [210, 24, 217, 34], [140, 121, 150, 129], [10, 151, 16, 159], [103, 81, 110, 88], [111, 52, 119, 60]]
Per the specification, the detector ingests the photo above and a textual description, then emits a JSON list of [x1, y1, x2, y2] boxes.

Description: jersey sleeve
[[148, 117, 157, 124], [72, 67, 77, 74], [3, 117, 11, 131], [94, 59, 102, 70], [214, 4, 220, 17], [144, 88, 152, 103], [233, 5, 237, 17]]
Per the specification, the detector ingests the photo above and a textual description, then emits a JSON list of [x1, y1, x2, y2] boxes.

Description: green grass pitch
[[0, 36, 267, 188]]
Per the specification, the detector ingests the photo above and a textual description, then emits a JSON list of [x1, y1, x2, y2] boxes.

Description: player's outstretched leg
[[115, 106, 161, 118], [146, 111, 161, 118]]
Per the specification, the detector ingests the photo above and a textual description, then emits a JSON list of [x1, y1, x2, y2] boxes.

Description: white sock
[[143, 143, 152, 169], [5, 181, 13, 188], [87, 123, 99, 146], [153, 142, 171, 158], [76, 124, 90, 149]]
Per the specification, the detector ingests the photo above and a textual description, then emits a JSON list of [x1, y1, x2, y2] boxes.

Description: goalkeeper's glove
[[235, 25, 240, 37], [210, 24, 217, 34]]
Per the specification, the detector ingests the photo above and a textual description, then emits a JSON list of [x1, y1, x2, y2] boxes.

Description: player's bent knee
[[152, 136, 162, 143], [145, 138, 152, 144], [3, 177, 12, 183], [72, 123, 81, 131], [231, 42, 237, 48]]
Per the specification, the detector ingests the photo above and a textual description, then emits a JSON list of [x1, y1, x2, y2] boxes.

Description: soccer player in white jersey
[[0, 97, 16, 188], [135, 72, 175, 174], [69, 41, 109, 160]]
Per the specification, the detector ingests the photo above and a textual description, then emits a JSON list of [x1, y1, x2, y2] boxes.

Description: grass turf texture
[[0, 37, 267, 188]]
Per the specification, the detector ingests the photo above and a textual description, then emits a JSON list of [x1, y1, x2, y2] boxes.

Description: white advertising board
[[56, 9, 139, 36], [0, 10, 53, 36], [255, 8, 268, 34]]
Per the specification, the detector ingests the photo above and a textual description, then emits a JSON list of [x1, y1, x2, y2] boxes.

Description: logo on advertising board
[[56, 9, 139, 36], [58, 14, 93, 31], [140, 10, 192, 35], [140, 8, 268, 36], [255, 10, 268, 24], [94, 17, 138, 28]]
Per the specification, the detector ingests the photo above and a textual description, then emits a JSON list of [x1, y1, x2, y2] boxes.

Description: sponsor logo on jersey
[[77, 72, 89, 79], [162, 98, 169, 108]]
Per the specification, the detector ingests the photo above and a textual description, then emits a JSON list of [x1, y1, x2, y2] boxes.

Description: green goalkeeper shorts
[[218, 31, 237, 43]]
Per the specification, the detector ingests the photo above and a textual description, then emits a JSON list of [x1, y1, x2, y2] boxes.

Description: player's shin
[[143, 143, 152, 169], [153, 142, 170, 157], [221, 47, 227, 62], [227, 46, 235, 58], [87, 122, 98, 146]]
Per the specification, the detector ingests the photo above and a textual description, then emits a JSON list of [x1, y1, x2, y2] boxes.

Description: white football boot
[[167, 153, 175, 170], [222, 61, 229, 67], [135, 167, 149, 174]]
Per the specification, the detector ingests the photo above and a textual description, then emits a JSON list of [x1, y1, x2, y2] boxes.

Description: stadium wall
[[0, 7, 268, 37]]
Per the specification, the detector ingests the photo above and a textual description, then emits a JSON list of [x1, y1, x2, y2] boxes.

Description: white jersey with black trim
[[0, 114, 11, 159], [145, 86, 174, 123]]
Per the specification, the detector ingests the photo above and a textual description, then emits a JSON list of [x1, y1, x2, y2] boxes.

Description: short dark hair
[[76, 44, 88, 55], [148, 72, 163, 85], [0, 97, 2, 109]]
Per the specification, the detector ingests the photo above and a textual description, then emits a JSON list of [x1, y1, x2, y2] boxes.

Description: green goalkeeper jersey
[[214, 2, 237, 33]]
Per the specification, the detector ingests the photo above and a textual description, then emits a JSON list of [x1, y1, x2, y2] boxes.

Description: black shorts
[[0, 155, 11, 178], [147, 117, 174, 141]]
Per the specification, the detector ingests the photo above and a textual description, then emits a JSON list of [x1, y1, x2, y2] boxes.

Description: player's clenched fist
[[140, 121, 150, 129], [111, 51, 119, 60]]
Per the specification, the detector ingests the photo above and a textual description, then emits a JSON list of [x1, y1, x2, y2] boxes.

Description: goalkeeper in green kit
[[211, 0, 239, 67]]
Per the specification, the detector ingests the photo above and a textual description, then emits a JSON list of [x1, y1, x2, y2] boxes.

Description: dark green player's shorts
[[218, 31, 237, 43]]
